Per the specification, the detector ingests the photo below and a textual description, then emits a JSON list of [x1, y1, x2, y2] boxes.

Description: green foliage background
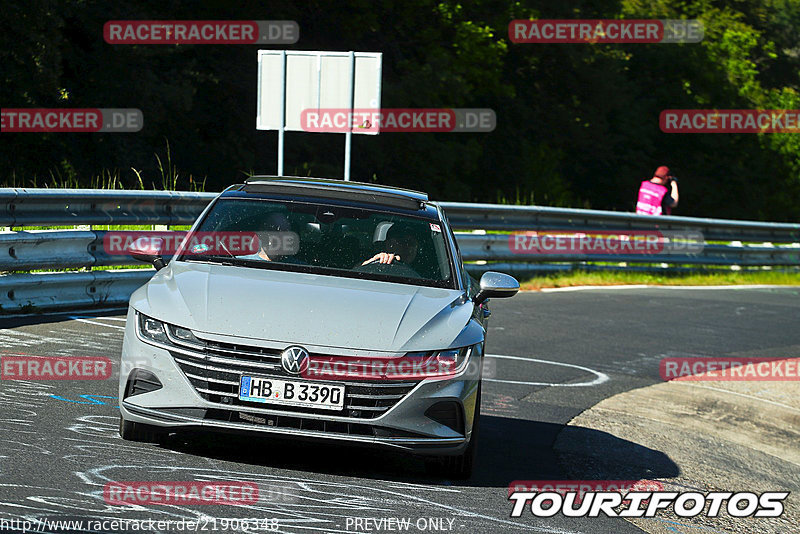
[[1, 0, 798, 221]]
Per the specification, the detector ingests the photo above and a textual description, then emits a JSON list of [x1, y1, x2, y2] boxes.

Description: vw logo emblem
[[280, 346, 309, 375]]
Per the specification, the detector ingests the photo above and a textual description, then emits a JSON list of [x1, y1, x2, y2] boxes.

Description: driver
[[361, 222, 419, 266]]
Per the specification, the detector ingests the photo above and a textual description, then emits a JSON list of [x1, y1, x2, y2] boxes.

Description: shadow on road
[[0, 307, 126, 329], [156, 414, 679, 489]]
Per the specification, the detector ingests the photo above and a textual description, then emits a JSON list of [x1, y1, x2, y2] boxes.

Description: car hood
[[131, 261, 475, 352]]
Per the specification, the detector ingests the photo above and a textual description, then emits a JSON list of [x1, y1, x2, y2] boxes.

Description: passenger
[[241, 212, 299, 262]]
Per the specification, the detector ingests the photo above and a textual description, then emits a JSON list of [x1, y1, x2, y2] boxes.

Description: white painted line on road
[[80, 464, 572, 534], [485, 354, 609, 387], [647, 284, 800, 290], [537, 284, 800, 293], [0, 329, 65, 346], [540, 284, 649, 293], [69, 317, 126, 331], [385, 480, 461, 492], [674, 382, 800, 414]]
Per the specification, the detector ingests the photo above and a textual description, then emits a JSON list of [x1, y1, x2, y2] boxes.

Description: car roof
[[226, 176, 432, 212]]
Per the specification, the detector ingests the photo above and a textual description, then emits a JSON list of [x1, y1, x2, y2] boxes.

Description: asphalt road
[[0, 286, 798, 534]]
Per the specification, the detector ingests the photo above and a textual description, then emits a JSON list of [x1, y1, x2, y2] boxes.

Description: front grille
[[168, 339, 419, 420]]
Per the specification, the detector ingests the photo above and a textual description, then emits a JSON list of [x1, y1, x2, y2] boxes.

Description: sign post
[[277, 50, 286, 176], [257, 50, 382, 181]]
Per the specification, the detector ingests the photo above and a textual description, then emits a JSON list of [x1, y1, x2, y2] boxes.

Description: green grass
[[2, 139, 207, 191], [520, 270, 800, 290]]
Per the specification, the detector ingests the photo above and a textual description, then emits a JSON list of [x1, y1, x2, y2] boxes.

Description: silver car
[[119, 177, 518, 478]]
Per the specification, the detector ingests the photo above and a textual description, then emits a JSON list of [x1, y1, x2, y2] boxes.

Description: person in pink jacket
[[636, 165, 679, 215]]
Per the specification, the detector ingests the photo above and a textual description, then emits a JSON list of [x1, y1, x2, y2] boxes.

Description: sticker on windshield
[[430, 223, 442, 233]]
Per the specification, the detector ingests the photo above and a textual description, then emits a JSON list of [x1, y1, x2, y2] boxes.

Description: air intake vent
[[124, 369, 163, 398], [425, 401, 464, 434]]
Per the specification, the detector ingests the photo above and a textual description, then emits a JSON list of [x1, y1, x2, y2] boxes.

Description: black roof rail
[[241, 176, 428, 210]]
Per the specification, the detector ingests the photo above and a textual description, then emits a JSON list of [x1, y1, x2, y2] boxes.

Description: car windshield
[[177, 197, 456, 289]]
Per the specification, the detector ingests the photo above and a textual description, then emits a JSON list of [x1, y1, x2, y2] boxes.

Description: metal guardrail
[[0, 189, 798, 314], [0, 269, 154, 314], [0, 188, 214, 227], [455, 234, 800, 266], [441, 202, 800, 242]]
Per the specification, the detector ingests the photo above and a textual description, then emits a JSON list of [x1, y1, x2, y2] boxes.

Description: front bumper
[[118, 308, 481, 455]]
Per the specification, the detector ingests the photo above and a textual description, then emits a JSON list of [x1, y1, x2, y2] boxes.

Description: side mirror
[[131, 252, 167, 271], [474, 271, 519, 305], [129, 237, 167, 271]]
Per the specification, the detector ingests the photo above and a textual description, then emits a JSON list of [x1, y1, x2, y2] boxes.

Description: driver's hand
[[362, 252, 401, 265]]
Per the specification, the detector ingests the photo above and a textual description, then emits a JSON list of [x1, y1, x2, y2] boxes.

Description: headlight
[[406, 347, 471, 376], [305, 347, 473, 381], [138, 313, 168, 343], [136, 312, 203, 348], [167, 324, 204, 347]]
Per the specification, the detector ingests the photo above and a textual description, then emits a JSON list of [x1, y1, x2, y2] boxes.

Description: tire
[[425, 381, 481, 480], [119, 416, 167, 444]]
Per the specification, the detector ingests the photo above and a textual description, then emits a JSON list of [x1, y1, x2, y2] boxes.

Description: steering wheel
[[355, 260, 421, 278]]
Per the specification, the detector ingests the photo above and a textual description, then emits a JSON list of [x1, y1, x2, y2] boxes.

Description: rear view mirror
[[474, 271, 519, 305]]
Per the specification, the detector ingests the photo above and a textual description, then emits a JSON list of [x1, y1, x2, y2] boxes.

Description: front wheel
[[425, 381, 481, 480]]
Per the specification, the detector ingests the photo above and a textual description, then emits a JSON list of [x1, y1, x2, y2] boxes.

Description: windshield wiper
[[183, 255, 239, 266], [216, 238, 237, 260]]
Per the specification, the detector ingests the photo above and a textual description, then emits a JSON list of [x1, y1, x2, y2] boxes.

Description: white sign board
[[257, 50, 382, 134]]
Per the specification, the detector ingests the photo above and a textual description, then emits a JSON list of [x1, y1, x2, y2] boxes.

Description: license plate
[[238, 375, 345, 411]]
